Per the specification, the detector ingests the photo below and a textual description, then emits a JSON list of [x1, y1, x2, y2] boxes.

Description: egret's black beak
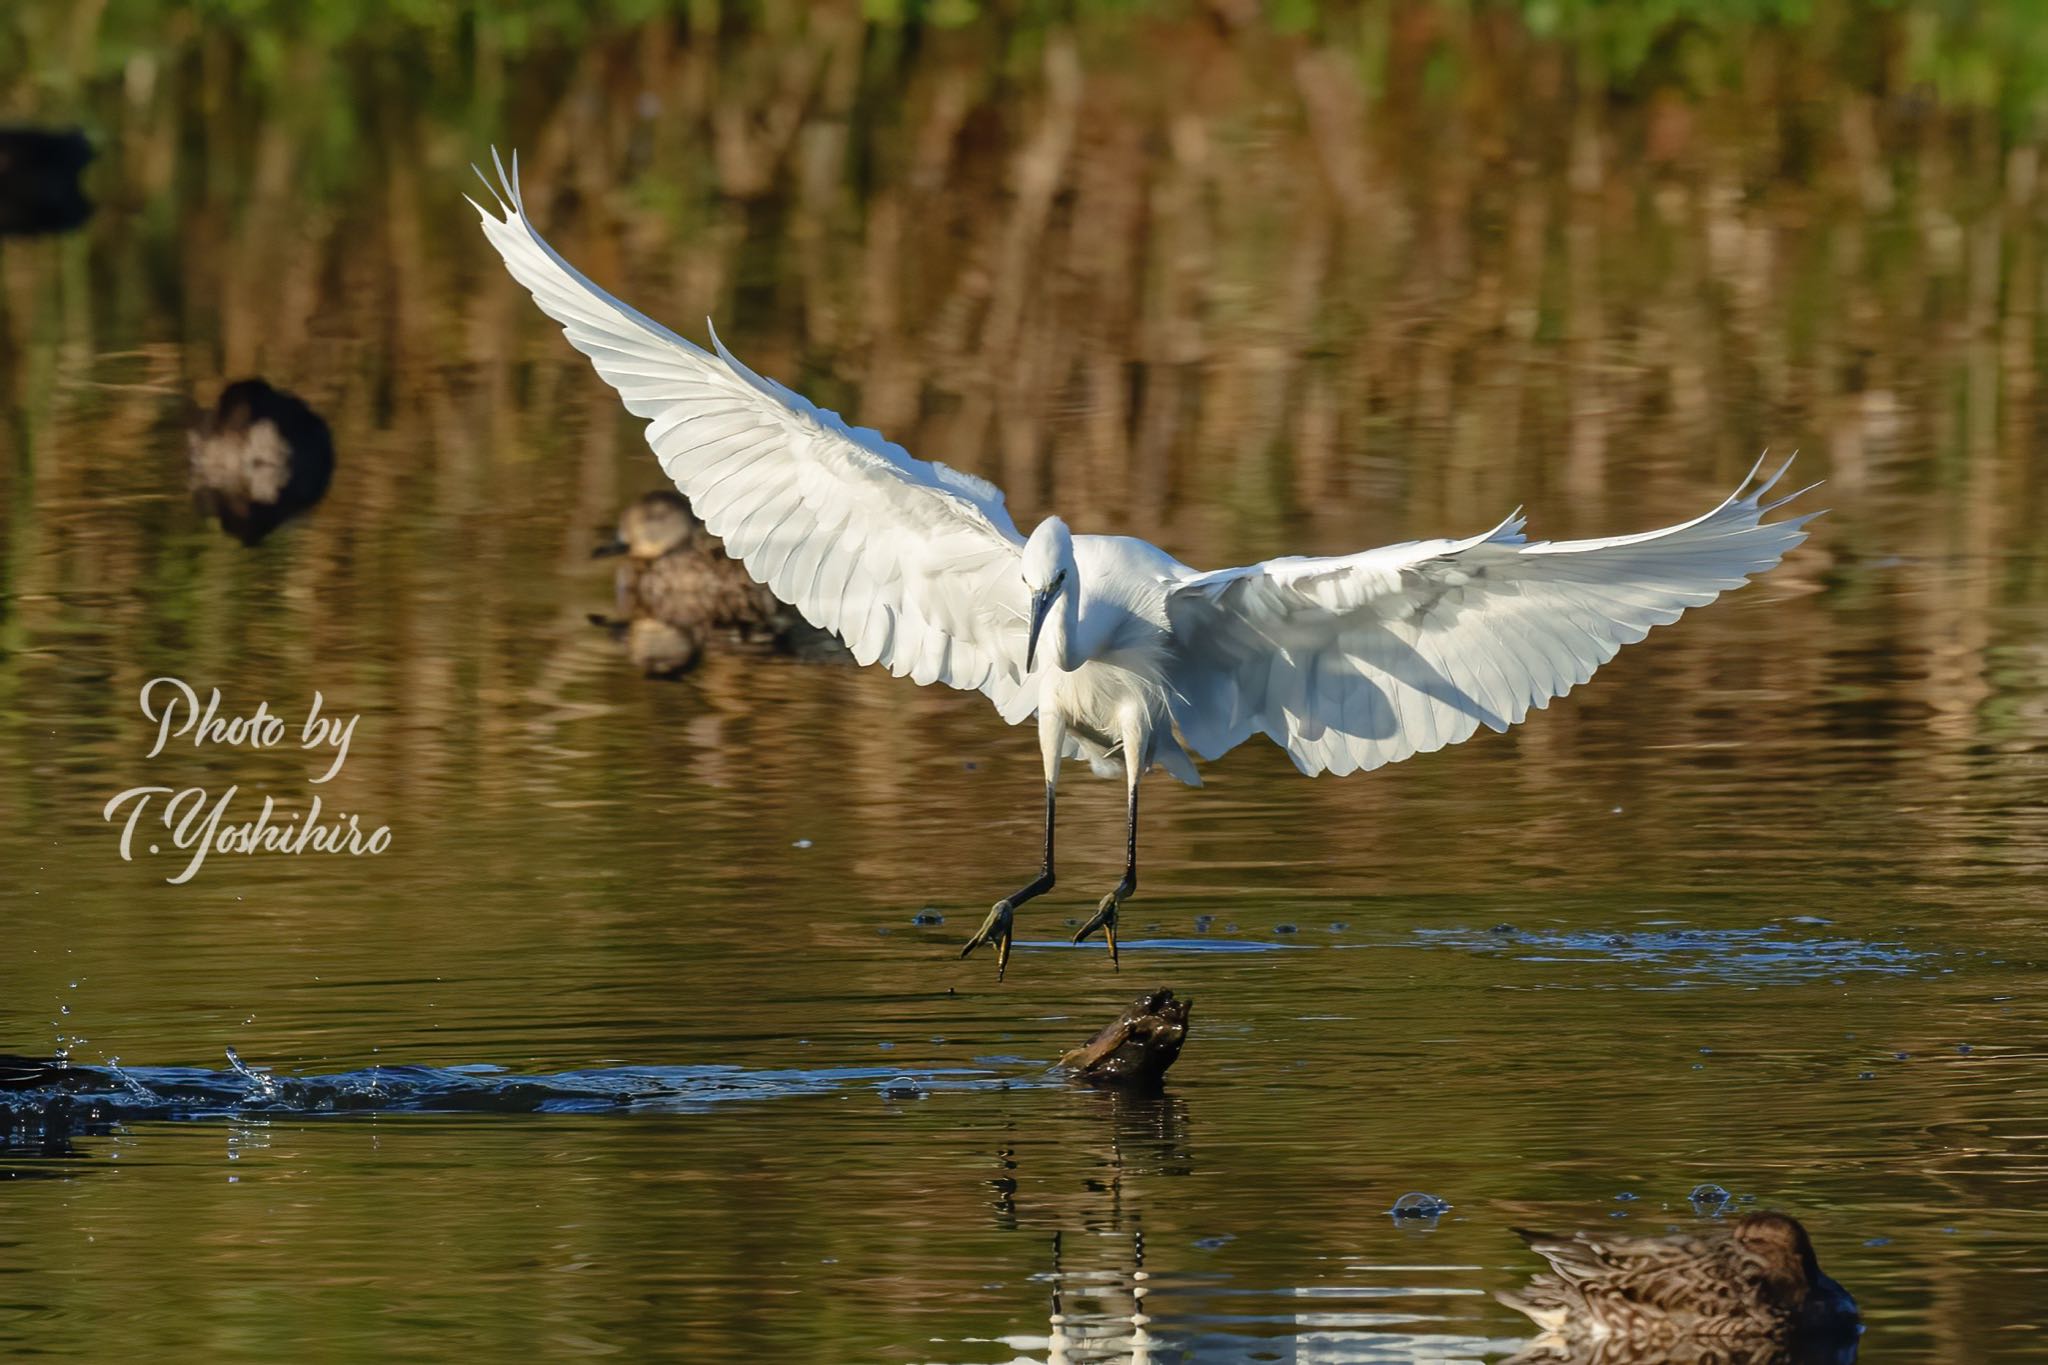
[[591, 536, 629, 559], [1026, 585, 1058, 671]]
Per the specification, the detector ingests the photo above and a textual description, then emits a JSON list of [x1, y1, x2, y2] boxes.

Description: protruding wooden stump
[[1058, 987, 1191, 1086]]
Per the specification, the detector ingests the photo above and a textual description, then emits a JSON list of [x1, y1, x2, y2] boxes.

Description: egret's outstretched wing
[[1165, 462, 1819, 775], [469, 153, 1030, 708]]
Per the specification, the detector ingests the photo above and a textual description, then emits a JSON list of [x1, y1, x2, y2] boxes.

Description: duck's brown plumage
[[1499, 1213, 1859, 1357], [603, 491, 790, 637], [596, 491, 849, 676], [1501, 1334, 1857, 1365]]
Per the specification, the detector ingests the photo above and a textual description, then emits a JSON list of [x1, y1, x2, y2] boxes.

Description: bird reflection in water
[[187, 379, 335, 545], [1042, 1228, 1160, 1365], [1504, 1338, 1859, 1365], [990, 1086, 1191, 1363]]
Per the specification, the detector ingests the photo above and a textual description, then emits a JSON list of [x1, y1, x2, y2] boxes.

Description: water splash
[[102, 1057, 156, 1103], [1689, 1182, 1735, 1215], [223, 1047, 280, 1099], [1387, 1192, 1452, 1226], [0, 1051, 1032, 1142]]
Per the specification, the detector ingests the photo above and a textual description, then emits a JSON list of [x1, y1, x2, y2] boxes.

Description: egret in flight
[[471, 154, 1817, 982]]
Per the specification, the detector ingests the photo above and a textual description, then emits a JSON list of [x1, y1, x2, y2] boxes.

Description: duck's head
[[1734, 1213, 1859, 1335], [599, 490, 704, 561]]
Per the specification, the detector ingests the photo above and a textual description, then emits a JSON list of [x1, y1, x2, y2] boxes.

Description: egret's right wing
[[1165, 461, 1818, 775], [470, 153, 1030, 709]]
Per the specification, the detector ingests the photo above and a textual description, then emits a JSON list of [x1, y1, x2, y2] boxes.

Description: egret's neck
[[1042, 574, 1084, 673]]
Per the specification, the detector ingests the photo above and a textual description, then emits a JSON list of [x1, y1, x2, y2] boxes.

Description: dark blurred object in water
[[187, 379, 335, 545], [1057, 987, 1191, 1087], [0, 127, 92, 237], [0, 1056, 101, 1159], [1500, 1214, 1860, 1364], [592, 490, 840, 677], [0, 1056, 71, 1092]]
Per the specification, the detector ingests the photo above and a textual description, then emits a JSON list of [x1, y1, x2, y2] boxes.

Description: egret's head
[[1021, 517, 1076, 670]]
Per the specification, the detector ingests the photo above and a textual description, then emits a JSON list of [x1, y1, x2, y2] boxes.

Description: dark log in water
[[1058, 988, 1191, 1086]]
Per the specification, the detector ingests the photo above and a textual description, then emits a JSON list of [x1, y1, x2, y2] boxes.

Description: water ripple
[[1403, 925, 1927, 986]]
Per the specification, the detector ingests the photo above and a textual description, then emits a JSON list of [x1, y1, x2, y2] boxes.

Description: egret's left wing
[[468, 153, 1032, 712], [1164, 462, 1818, 776]]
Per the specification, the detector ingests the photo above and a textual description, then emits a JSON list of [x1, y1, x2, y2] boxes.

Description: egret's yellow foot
[[1074, 894, 1120, 969], [961, 899, 1016, 981]]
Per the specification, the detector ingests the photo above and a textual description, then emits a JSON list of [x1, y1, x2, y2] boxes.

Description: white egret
[[471, 153, 1818, 982]]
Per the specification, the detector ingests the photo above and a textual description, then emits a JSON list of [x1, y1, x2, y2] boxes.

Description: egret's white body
[[471, 154, 1819, 978]]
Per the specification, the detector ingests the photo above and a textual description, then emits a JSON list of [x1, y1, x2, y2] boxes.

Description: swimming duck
[[187, 379, 335, 545], [1499, 1214, 1859, 1362], [593, 491, 838, 675], [0, 126, 92, 237]]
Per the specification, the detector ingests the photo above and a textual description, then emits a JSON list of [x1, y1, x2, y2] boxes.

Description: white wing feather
[[1165, 458, 1820, 775], [468, 152, 1030, 708]]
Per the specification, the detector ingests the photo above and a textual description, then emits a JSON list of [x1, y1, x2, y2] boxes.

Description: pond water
[[4, 7, 2047, 1362]]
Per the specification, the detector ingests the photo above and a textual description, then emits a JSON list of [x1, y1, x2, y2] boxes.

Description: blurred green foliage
[[3, 0, 2047, 136]]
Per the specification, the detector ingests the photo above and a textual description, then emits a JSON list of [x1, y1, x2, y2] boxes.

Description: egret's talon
[[1074, 895, 1120, 969], [962, 899, 1016, 981]]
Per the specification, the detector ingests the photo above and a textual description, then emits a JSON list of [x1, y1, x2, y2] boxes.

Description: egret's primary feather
[[469, 151, 1032, 714], [1164, 458, 1818, 776]]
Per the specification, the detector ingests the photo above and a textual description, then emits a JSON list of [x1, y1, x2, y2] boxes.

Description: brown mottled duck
[[594, 491, 832, 676], [1499, 1213, 1859, 1362]]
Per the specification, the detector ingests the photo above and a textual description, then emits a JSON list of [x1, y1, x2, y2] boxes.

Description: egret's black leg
[[962, 782, 1056, 981], [1075, 775, 1138, 968]]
